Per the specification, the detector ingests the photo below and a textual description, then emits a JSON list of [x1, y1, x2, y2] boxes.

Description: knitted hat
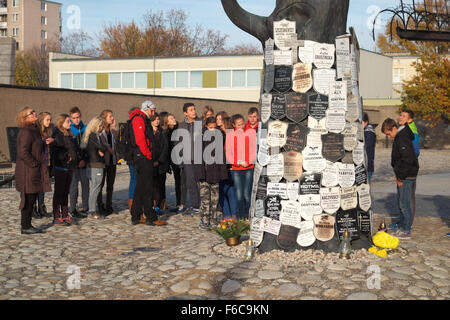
[[141, 100, 156, 112]]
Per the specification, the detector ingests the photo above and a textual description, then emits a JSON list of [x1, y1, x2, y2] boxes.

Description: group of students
[[14, 101, 260, 234]]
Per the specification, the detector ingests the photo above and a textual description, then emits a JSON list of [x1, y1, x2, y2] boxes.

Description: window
[[218, 70, 231, 88], [41, 30, 47, 39], [232, 70, 245, 87], [12, 28, 19, 37], [73, 73, 85, 89], [41, 2, 47, 11], [393, 68, 404, 83], [13, 14, 19, 22], [109, 73, 121, 89], [12, 0, 19, 8], [41, 43, 46, 53], [86, 73, 97, 89], [0, 29, 7, 37], [190, 71, 202, 88], [61, 73, 72, 89], [247, 70, 261, 87], [176, 71, 188, 88], [135, 72, 147, 89], [121, 72, 134, 89], [41, 16, 47, 25], [162, 72, 174, 88]]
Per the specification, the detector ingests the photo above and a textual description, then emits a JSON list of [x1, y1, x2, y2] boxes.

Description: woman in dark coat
[[15, 107, 52, 234], [51, 114, 80, 226]]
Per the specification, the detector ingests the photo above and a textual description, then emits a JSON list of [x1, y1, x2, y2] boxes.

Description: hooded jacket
[[391, 124, 419, 180], [129, 108, 152, 160]]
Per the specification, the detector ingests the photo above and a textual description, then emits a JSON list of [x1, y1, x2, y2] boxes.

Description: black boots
[[21, 226, 45, 234], [32, 205, 43, 219]]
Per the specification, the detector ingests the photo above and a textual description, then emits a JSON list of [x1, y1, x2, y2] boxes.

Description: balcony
[[0, 22, 6, 28], [0, 8, 7, 14]]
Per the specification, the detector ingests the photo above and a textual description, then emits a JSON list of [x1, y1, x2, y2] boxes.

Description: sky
[[58, 0, 403, 52]]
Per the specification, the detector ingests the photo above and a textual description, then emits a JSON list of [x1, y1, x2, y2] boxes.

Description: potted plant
[[216, 218, 250, 246]]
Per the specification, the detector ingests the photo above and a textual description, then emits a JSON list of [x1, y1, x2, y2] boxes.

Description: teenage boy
[[398, 109, 420, 158], [381, 118, 419, 239], [245, 107, 259, 132], [68, 107, 89, 218]]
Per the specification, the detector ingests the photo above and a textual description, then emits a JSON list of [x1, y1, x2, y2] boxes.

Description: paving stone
[[346, 292, 378, 300], [170, 281, 190, 294], [277, 284, 302, 297], [257, 271, 284, 280], [221, 280, 241, 294], [323, 289, 341, 298], [408, 286, 427, 296]]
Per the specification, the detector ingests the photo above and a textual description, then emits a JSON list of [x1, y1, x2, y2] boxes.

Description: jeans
[[397, 179, 416, 233], [69, 167, 89, 212], [128, 165, 137, 199], [181, 164, 200, 208], [230, 168, 254, 220], [172, 165, 182, 206], [219, 177, 238, 219], [88, 167, 104, 215]]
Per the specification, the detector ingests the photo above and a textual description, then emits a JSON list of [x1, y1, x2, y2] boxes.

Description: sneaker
[[447, 233, 450, 237], [154, 207, 162, 215], [397, 231, 411, 239], [190, 208, 201, 215], [199, 221, 211, 230], [53, 218, 69, 226], [176, 206, 187, 214], [389, 222, 401, 230]]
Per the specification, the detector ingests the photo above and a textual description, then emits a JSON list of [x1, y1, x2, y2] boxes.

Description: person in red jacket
[[245, 107, 259, 133], [129, 102, 166, 226]]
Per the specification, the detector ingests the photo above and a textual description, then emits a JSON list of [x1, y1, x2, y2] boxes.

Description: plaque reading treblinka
[[357, 183, 371, 212], [325, 108, 346, 133], [321, 132, 345, 162], [285, 123, 309, 152], [265, 195, 282, 220], [355, 164, 368, 186], [313, 214, 336, 242], [264, 64, 275, 93], [273, 19, 296, 51], [338, 163, 356, 188], [307, 117, 328, 147], [296, 220, 316, 247], [329, 81, 347, 110], [283, 151, 303, 182], [274, 65, 293, 93], [285, 92, 308, 123], [250, 217, 264, 246], [277, 224, 300, 250], [308, 93, 328, 121], [336, 209, 360, 240], [260, 93, 272, 124], [298, 194, 322, 220], [267, 182, 288, 199], [342, 123, 358, 151], [298, 40, 316, 64], [313, 43, 335, 69], [271, 93, 286, 120], [302, 145, 326, 173], [265, 38, 275, 65], [299, 173, 321, 195], [280, 200, 302, 227], [320, 187, 341, 215], [313, 69, 336, 95], [340, 186, 358, 211], [267, 120, 288, 147], [352, 141, 364, 166], [292, 63, 313, 93], [267, 153, 284, 182], [322, 161, 339, 187]]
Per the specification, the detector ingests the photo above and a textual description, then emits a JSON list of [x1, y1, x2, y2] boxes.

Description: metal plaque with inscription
[[320, 187, 341, 215], [267, 120, 288, 147], [313, 68, 336, 95], [250, 217, 264, 246], [260, 93, 272, 124], [292, 63, 313, 93], [283, 151, 303, 182], [313, 214, 336, 242], [267, 153, 284, 182], [321, 132, 345, 162], [355, 164, 368, 186], [285, 92, 308, 123], [284, 123, 309, 153], [299, 173, 321, 195], [263, 64, 275, 93], [280, 200, 302, 227], [308, 93, 328, 121], [328, 81, 347, 110], [271, 93, 286, 120], [298, 194, 322, 220], [340, 186, 358, 211], [274, 65, 293, 93], [298, 40, 316, 64], [313, 43, 335, 69], [336, 209, 360, 240], [357, 183, 371, 212], [307, 117, 328, 147], [343, 123, 358, 151], [264, 195, 282, 220], [338, 163, 355, 188], [273, 19, 296, 51], [322, 161, 339, 187], [265, 38, 275, 65], [277, 224, 300, 250], [302, 145, 326, 173], [325, 108, 346, 134], [296, 220, 316, 247]]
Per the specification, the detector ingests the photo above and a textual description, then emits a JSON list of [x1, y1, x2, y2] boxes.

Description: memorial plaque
[[283, 151, 303, 182], [299, 173, 321, 195], [342, 123, 358, 151], [346, 95, 360, 122], [277, 224, 300, 250], [264, 195, 282, 220], [285, 34, 304, 65], [265, 38, 275, 65], [274, 65, 293, 93], [296, 220, 316, 247], [256, 176, 269, 200], [352, 141, 364, 166], [308, 93, 328, 121], [285, 92, 308, 123], [321, 132, 345, 162], [292, 63, 313, 93], [267, 120, 288, 147], [298, 40, 316, 64], [287, 182, 299, 201], [341, 151, 354, 164], [255, 199, 265, 218], [338, 163, 355, 187], [302, 145, 326, 173], [322, 161, 339, 187], [267, 153, 284, 182], [298, 194, 322, 220], [340, 186, 358, 211], [313, 214, 336, 242], [313, 43, 335, 69], [280, 200, 302, 227], [358, 209, 372, 236], [355, 164, 368, 186], [357, 183, 371, 212], [284, 123, 309, 152], [264, 64, 275, 93], [257, 139, 270, 166], [336, 209, 360, 240], [329, 81, 347, 110], [267, 182, 288, 199], [262, 217, 282, 236], [313, 68, 336, 95], [273, 19, 296, 51], [325, 108, 346, 133], [274, 50, 293, 65], [320, 187, 341, 215], [260, 93, 272, 124], [250, 217, 264, 247], [336, 36, 351, 79], [271, 93, 286, 120], [307, 117, 328, 147], [250, 163, 263, 217], [356, 121, 364, 141]]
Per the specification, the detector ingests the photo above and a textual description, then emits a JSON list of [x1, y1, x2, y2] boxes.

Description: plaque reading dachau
[[292, 63, 313, 93]]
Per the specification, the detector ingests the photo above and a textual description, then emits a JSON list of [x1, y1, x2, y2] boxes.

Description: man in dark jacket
[[363, 112, 376, 181], [382, 118, 419, 239]]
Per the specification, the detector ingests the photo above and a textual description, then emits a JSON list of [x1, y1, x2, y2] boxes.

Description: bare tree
[[60, 30, 98, 57]]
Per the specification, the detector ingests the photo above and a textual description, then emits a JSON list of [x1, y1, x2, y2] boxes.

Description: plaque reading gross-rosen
[[313, 213, 336, 242], [292, 63, 313, 93], [336, 209, 360, 240], [321, 132, 345, 162], [277, 224, 300, 250], [308, 93, 329, 120], [271, 93, 287, 120], [263, 64, 275, 93], [284, 123, 309, 152], [264, 195, 282, 220], [274, 65, 293, 93], [285, 92, 308, 123], [283, 151, 303, 182]]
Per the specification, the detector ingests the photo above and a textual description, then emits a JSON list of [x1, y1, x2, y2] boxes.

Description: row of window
[[393, 68, 405, 83], [60, 70, 262, 90]]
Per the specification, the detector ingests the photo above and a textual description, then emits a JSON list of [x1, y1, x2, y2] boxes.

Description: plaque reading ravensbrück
[[285, 92, 308, 123], [321, 132, 345, 162]]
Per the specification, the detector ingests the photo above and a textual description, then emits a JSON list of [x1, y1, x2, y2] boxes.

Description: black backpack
[[117, 114, 152, 163]]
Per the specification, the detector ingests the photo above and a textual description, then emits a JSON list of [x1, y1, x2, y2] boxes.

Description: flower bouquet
[[216, 218, 250, 246]]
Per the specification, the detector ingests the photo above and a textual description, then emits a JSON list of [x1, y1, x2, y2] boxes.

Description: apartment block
[[0, 0, 61, 52]]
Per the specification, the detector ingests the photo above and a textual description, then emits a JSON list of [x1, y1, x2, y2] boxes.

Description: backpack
[[117, 114, 152, 163]]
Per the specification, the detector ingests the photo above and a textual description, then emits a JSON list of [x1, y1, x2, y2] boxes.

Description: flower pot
[[225, 236, 241, 246]]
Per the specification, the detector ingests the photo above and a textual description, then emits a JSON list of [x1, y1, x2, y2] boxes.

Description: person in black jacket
[[51, 114, 80, 226], [363, 112, 376, 181], [382, 118, 419, 239]]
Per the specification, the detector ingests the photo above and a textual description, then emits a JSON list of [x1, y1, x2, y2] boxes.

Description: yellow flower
[[376, 249, 387, 258], [221, 225, 226, 230], [368, 246, 378, 254]]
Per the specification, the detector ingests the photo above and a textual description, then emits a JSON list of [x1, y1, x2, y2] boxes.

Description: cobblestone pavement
[[0, 149, 449, 300]]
